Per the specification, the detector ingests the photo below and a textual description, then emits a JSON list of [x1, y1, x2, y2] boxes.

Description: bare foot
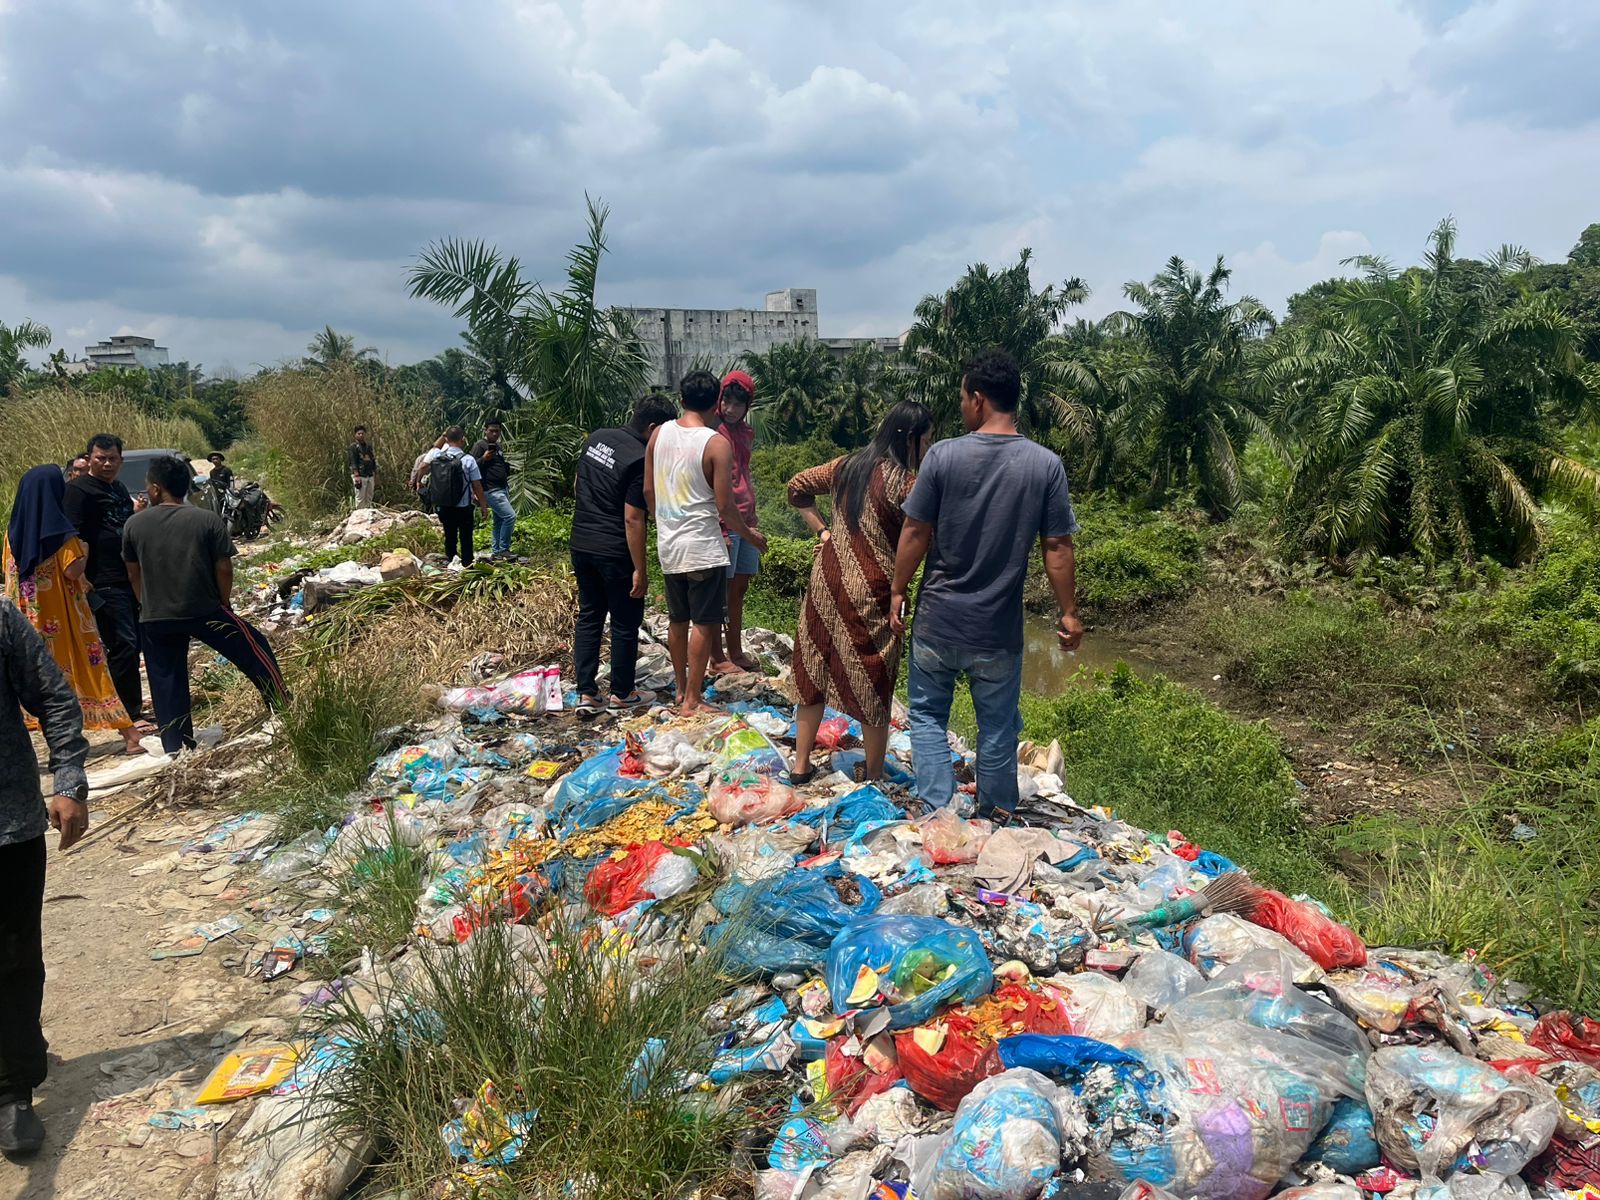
[[120, 731, 146, 756], [708, 660, 742, 677], [728, 653, 759, 673], [680, 700, 727, 718]]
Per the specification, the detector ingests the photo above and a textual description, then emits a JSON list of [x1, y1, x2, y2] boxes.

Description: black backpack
[[427, 452, 467, 509]]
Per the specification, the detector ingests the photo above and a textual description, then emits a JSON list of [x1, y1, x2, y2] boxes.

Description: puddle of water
[[1021, 613, 1157, 695]]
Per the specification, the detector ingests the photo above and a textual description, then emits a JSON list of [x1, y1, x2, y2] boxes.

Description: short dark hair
[[679, 370, 720, 413], [354, 424, 368, 433], [961, 348, 1022, 412], [631, 393, 678, 433], [485, 419, 504, 432], [87, 433, 124, 455], [444, 424, 467, 444], [146, 455, 192, 498]]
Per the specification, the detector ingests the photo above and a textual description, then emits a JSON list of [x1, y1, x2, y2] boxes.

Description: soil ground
[[3, 731, 290, 1200]]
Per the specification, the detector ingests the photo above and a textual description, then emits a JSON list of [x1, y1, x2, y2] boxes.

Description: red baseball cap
[[720, 370, 756, 403]]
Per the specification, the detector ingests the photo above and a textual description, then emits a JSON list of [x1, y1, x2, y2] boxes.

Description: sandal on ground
[[608, 690, 655, 711], [786, 764, 818, 787]]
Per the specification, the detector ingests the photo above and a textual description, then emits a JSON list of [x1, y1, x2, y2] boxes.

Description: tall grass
[[308, 918, 759, 1197], [246, 366, 440, 517], [0, 386, 207, 523]]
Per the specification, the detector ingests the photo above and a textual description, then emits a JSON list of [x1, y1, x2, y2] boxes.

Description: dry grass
[[0, 387, 207, 522], [246, 366, 440, 517]]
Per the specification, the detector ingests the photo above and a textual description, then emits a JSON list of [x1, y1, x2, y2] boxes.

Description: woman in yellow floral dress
[[4, 464, 144, 753]]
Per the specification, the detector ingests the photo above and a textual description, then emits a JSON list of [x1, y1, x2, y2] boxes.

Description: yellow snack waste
[[195, 1044, 299, 1104]]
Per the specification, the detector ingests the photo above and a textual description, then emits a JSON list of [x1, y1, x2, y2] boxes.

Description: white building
[[618, 289, 903, 388], [82, 335, 170, 370]]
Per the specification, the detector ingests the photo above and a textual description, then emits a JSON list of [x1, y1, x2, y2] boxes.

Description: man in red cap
[[712, 369, 761, 672]]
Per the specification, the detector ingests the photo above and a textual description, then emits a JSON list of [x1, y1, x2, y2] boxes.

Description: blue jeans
[[486, 488, 515, 555], [908, 636, 1024, 817]]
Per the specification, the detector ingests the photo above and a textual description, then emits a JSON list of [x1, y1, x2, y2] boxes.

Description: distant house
[[82, 335, 170, 370]]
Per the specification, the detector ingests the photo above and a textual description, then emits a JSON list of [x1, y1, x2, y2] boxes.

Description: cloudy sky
[[2, 0, 1597, 374]]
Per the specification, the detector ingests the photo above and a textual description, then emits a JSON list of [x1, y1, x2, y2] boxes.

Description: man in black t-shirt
[[569, 393, 677, 714], [469, 420, 516, 559], [63, 433, 146, 724]]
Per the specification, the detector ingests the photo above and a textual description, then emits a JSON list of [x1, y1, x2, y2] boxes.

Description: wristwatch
[[54, 783, 89, 804]]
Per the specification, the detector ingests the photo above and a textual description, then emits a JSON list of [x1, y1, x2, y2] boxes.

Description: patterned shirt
[[1, 600, 89, 847]]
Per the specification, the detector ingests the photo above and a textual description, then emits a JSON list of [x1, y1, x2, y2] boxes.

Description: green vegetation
[[1490, 518, 1600, 695], [750, 435, 838, 537], [1067, 501, 1203, 612], [319, 824, 431, 969], [1021, 667, 1331, 896], [311, 918, 759, 1198]]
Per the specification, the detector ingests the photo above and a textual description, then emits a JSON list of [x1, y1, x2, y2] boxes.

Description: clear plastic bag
[[1123, 949, 1204, 1017], [709, 767, 803, 826], [926, 1068, 1085, 1200], [1364, 1044, 1558, 1180], [825, 915, 994, 1029], [702, 716, 788, 774], [1187, 913, 1321, 982], [1053, 971, 1145, 1040], [919, 808, 993, 865]]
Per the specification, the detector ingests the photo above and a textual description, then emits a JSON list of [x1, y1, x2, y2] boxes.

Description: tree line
[[4, 207, 1597, 564]]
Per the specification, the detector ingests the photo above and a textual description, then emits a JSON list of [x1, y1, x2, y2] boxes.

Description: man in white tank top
[[645, 370, 767, 715]]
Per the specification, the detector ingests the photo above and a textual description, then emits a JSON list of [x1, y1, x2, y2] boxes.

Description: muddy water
[[1020, 613, 1159, 694]]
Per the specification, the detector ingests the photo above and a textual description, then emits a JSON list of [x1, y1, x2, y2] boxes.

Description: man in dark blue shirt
[[890, 348, 1084, 819]]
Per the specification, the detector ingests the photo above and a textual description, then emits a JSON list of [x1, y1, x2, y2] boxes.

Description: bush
[[1491, 521, 1600, 695], [246, 366, 439, 516], [1024, 498, 1203, 615], [750, 435, 839, 538], [1020, 666, 1329, 895], [0, 386, 207, 524], [511, 506, 574, 562], [750, 534, 813, 599]]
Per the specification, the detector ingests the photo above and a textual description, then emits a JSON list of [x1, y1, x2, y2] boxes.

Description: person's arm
[[6, 607, 89, 848], [62, 481, 90, 537], [215, 558, 235, 611], [122, 523, 142, 604], [348, 444, 361, 479], [61, 538, 88, 585], [472, 479, 488, 511], [889, 519, 932, 635], [1041, 534, 1083, 650], [787, 459, 840, 545], [706, 437, 765, 551], [624, 503, 648, 598], [643, 428, 660, 517], [465, 458, 488, 511]]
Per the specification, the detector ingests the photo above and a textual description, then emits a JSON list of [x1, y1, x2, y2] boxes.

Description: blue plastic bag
[[927, 1069, 1076, 1200], [998, 1034, 1142, 1076], [714, 863, 882, 948], [1301, 1095, 1380, 1174], [710, 923, 827, 977], [547, 745, 705, 834], [825, 915, 993, 1029], [790, 785, 903, 841]]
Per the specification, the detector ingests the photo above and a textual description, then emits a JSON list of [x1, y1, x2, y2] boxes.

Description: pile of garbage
[[190, 640, 1600, 1200]]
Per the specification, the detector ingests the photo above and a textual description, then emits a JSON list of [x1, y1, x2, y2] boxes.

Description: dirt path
[[2, 734, 292, 1200]]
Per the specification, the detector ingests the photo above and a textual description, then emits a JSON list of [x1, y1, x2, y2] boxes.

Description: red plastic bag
[[815, 716, 852, 750], [1247, 889, 1367, 971], [895, 1012, 1000, 1111], [917, 808, 992, 866], [978, 981, 1076, 1037], [1529, 1011, 1600, 1069], [824, 1035, 903, 1117], [584, 842, 673, 916]]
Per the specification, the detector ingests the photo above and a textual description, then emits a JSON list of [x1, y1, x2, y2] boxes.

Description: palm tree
[[1267, 218, 1600, 563], [0, 319, 51, 396], [305, 326, 378, 371], [1097, 255, 1274, 516], [828, 344, 889, 448], [742, 338, 838, 443], [407, 196, 650, 509], [902, 250, 1098, 437]]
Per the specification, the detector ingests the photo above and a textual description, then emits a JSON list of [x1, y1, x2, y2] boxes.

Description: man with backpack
[[421, 426, 489, 566]]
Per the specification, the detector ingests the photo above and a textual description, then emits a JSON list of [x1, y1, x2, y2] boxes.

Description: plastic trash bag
[[815, 714, 852, 750], [703, 717, 787, 774], [877, 883, 950, 918], [791, 785, 903, 842], [926, 1068, 1086, 1200], [824, 1035, 903, 1117], [1165, 950, 1369, 1091], [825, 915, 994, 1030], [1187, 913, 1321, 982], [919, 808, 993, 865], [1529, 1010, 1600, 1069], [547, 746, 705, 833], [1054, 972, 1145, 1040], [716, 863, 882, 948], [641, 850, 698, 903], [1364, 1044, 1558, 1180], [896, 1011, 1002, 1111], [711, 924, 827, 977], [642, 729, 714, 777], [1300, 1095, 1380, 1174], [710, 767, 803, 826], [584, 842, 673, 916], [1246, 889, 1367, 971], [1122, 949, 1204, 1017]]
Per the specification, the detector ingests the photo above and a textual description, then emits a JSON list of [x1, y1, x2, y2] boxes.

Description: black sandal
[[786, 765, 817, 787]]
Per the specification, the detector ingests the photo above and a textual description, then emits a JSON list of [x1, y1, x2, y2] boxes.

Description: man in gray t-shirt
[[890, 348, 1084, 819], [123, 455, 288, 754]]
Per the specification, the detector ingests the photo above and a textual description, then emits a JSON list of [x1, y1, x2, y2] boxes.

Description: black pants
[[143, 610, 289, 754], [571, 551, 644, 698], [440, 506, 476, 566], [0, 836, 46, 1102], [92, 584, 144, 720]]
